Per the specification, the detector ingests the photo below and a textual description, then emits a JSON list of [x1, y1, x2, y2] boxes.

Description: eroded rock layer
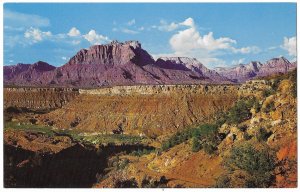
[[4, 87, 79, 110]]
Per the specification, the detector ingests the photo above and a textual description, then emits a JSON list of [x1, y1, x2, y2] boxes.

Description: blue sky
[[4, 3, 297, 68]]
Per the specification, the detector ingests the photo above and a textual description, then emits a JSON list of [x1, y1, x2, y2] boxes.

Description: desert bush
[[253, 100, 261, 113], [256, 127, 272, 142], [289, 69, 297, 98], [191, 137, 202, 152], [141, 176, 168, 188], [262, 89, 275, 98], [238, 124, 248, 132], [243, 132, 252, 141], [114, 178, 138, 188], [203, 143, 217, 155], [222, 143, 276, 187], [226, 99, 254, 124], [130, 148, 155, 156], [215, 174, 231, 188]]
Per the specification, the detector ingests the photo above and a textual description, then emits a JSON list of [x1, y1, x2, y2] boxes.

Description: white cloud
[[112, 27, 118, 32], [24, 27, 52, 43], [83, 30, 110, 45], [127, 19, 136, 26], [281, 36, 297, 57], [138, 27, 145, 31], [157, 20, 180, 32], [231, 58, 245, 65], [268, 46, 278, 50], [232, 46, 261, 54], [68, 27, 81, 37], [4, 9, 50, 28], [4, 25, 24, 31], [169, 18, 236, 52], [71, 40, 81, 45], [62, 56, 69, 61], [156, 17, 260, 67], [122, 28, 139, 34], [180, 17, 195, 27]]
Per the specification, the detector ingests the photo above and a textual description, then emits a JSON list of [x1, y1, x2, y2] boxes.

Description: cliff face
[[4, 88, 79, 110], [37, 83, 270, 137], [67, 41, 154, 66]]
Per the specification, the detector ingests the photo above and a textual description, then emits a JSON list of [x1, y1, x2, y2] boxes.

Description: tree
[[220, 143, 276, 188]]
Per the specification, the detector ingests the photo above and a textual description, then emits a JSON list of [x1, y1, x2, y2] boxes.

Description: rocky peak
[[30, 61, 56, 71], [264, 57, 291, 68], [67, 40, 153, 66]]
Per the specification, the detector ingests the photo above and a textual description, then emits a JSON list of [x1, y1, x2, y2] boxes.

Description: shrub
[[114, 178, 138, 188], [203, 143, 217, 155], [271, 78, 281, 91], [243, 132, 252, 141], [238, 124, 248, 132], [215, 174, 231, 188], [262, 89, 275, 98], [290, 69, 297, 98], [222, 143, 276, 187], [256, 127, 272, 142], [227, 99, 253, 124], [191, 137, 202, 152], [253, 100, 261, 113]]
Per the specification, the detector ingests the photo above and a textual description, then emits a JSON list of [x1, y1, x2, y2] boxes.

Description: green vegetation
[[81, 134, 145, 145], [4, 121, 56, 136], [217, 143, 276, 187], [114, 178, 138, 188], [130, 148, 155, 156], [226, 98, 256, 124], [191, 137, 202, 152], [141, 176, 168, 188], [256, 127, 272, 142], [203, 143, 217, 155], [161, 128, 194, 151], [262, 89, 275, 98], [161, 97, 260, 154], [4, 121, 146, 145], [107, 156, 130, 171], [290, 69, 297, 98]]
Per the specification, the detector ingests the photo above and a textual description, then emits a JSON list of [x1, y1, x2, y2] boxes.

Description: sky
[[3, 3, 297, 68]]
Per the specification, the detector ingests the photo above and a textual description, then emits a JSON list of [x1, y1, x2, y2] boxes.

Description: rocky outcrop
[[4, 61, 56, 85], [4, 87, 79, 110], [67, 40, 154, 66], [156, 57, 228, 82], [215, 57, 296, 82], [39, 84, 242, 136]]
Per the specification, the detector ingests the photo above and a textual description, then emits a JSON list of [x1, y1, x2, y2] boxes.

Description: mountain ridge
[[4, 41, 297, 87]]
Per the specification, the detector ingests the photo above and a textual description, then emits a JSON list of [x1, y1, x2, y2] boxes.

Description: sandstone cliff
[[4, 87, 79, 110]]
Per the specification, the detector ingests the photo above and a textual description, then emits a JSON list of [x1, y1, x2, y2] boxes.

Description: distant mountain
[[215, 57, 296, 82], [3, 41, 296, 87], [4, 41, 229, 87], [156, 57, 228, 82]]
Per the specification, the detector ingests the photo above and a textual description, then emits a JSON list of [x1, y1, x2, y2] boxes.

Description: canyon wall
[[4, 82, 270, 136], [4, 87, 79, 110], [39, 85, 242, 136]]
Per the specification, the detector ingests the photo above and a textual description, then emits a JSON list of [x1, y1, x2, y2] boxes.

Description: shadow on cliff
[[4, 143, 154, 188]]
